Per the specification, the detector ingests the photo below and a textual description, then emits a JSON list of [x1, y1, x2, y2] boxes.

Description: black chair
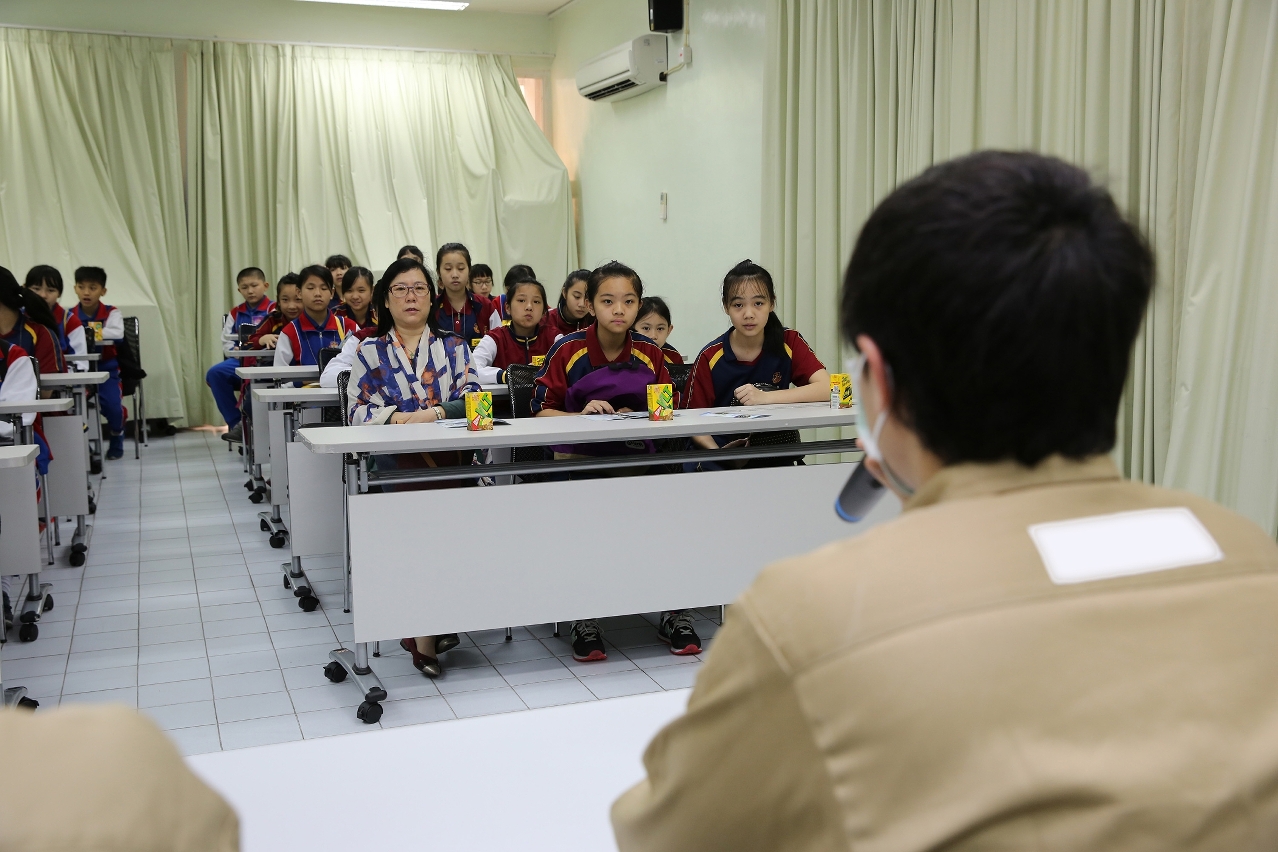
[[336, 370, 352, 428], [237, 324, 257, 347], [666, 362, 692, 397], [122, 317, 147, 458], [504, 363, 545, 482]]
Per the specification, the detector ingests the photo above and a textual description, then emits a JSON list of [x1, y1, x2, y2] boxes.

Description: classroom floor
[[2, 430, 717, 755]]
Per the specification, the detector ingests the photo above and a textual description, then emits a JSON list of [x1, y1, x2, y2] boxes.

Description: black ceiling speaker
[[649, 0, 683, 33]]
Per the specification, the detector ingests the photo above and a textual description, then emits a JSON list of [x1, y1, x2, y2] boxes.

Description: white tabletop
[[253, 386, 339, 405], [224, 349, 276, 360], [65, 353, 100, 363], [0, 445, 39, 468], [299, 402, 855, 454], [235, 365, 320, 382], [40, 371, 109, 386], [0, 398, 75, 415]]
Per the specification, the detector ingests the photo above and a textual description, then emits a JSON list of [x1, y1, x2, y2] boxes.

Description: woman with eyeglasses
[[347, 255, 480, 677]]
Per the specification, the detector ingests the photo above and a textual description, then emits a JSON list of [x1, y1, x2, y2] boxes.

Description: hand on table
[[581, 400, 615, 415], [733, 384, 772, 406]]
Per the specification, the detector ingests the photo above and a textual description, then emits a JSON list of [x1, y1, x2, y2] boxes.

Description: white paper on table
[[701, 411, 771, 420]]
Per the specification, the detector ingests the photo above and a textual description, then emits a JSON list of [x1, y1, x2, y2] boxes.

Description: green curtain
[[0, 28, 193, 423], [185, 43, 576, 424], [764, 0, 1278, 536]]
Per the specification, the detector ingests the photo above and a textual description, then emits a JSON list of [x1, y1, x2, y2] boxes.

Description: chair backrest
[[666, 362, 693, 396], [123, 317, 142, 363], [237, 323, 257, 346], [505, 363, 539, 419], [29, 356, 41, 394], [336, 370, 352, 426], [317, 346, 341, 373]]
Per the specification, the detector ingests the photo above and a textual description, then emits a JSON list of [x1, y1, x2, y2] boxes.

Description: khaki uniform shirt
[[0, 705, 238, 851], [612, 456, 1278, 851]]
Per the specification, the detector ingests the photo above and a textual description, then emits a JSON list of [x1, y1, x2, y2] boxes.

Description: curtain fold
[[764, 0, 1278, 535], [186, 43, 576, 425], [0, 28, 192, 423]]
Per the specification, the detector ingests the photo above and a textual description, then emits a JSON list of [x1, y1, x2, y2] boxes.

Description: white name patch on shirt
[[1029, 507, 1223, 585]]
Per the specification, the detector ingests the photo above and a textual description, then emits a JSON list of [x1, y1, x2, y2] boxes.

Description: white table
[[40, 373, 107, 564], [297, 403, 899, 722], [0, 445, 43, 707], [223, 348, 275, 360], [0, 402, 63, 632], [232, 366, 321, 508], [64, 353, 100, 364]]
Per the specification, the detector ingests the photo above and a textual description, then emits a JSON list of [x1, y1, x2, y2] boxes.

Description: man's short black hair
[[470, 263, 493, 280], [325, 254, 352, 270], [236, 266, 266, 284], [74, 266, 108, 287], [841, 150, 1154, 467]]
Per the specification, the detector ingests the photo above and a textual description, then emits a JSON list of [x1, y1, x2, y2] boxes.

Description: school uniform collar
[[585, 323, 633, 367], [298, 310, 335, 333], [906, 454, 1122, 512]]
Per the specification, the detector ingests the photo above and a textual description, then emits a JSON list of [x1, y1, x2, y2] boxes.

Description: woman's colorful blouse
[[348, 329, 479, 426]]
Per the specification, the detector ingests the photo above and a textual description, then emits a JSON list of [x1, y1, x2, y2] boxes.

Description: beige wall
[[0, 0, 553, 55], [550, 0, 767, 356]]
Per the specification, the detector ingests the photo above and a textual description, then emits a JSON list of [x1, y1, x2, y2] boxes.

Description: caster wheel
[[90, 459, 102, 475], [248, 490, 264, 504], [298, 595, 319, 612], [19, 610, 37, 624], [88, 498, 97, 514], [244, 478, 253, 491], [323, 661, 348, 683], [17, 696, 39, 710], [72, 542, 87, 554], [283, 576, 291, 589], [356, 700, 383, 724], [69, 551, 85, 567], [18, 623, 38, 642], [293, 585, 311, 598], [43, 596, 53, 612], [260, 519, 271, 532], [269, 532, 287, 549]]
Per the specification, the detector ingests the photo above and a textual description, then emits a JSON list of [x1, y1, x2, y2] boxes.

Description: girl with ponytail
[[683, 260, 830, 444], [1, 265, 66, 374]]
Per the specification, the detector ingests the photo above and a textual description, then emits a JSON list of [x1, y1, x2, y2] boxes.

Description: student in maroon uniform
[[428, 243, 491, 348], [484, 263, 537, 331], [635, 296, 682, 364], [471, 279, 558, 384], [545, 269, 593, 337], [24, 265, 86, 362], [275, 265, 358, 369], [1, 267, 66, 376], [532, 261, 700, 662], [325, 254, 352, 311], [469, 263, 495, 301], [335, 267, 377, 330]]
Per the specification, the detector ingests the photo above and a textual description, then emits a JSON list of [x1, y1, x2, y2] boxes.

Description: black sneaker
[[570, 619, 607, 662], [658, 610, 702, 655]]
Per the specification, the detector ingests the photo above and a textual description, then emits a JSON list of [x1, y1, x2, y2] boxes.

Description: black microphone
[[834, 462, 886, 522]]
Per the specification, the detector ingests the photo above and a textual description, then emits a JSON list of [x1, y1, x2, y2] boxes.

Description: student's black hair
[[558, 269, 591, 317], [470, 263, 494, 281], [324, 254, 352, 270], [434, 242, 471, 274], [0, 266, 60, 335], [236, 267, 267, 284], [374, 257, 438, 337], [74, 266, 107, 287], [342, 266, 375, 293], [587, 261, 642, 303], [508, 279, 548, 310], [24, 265, 64, 295], [298, 264, 335, 291], [397, 245, 424, 263], [723, 260, 786, 358], [637, 296, 673, 326], [841, 150, 1154, 467], [503, 264, 537, 293], [276, 272, 301, 295]]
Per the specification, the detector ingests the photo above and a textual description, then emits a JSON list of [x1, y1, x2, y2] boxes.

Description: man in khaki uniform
[[612, 152, 1278, 850], [0, 705, 238, 851]]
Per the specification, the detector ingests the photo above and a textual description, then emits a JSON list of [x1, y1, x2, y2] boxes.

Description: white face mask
[[849, 354, 915, 497]]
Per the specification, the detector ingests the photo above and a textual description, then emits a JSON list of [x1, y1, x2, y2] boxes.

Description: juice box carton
[[647, 383, 674, 421], [465, 391, 493, 431], [89, 321, 104, 344], [830, 373, 853, 408]]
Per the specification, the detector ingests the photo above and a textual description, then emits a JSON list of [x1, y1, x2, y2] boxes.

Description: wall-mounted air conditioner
[[575, 35, 668, 103]]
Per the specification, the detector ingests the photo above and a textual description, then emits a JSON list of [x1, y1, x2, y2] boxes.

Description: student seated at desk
[[684, 260, 830, 464], [347, 256, 479, 678], [469, 262, 495, 301], [245, 273, 302, 352], [545, 268, 593, 337], [636, 296, 682, 365], [430, 242, 491, 347], [24, 265, 86, 366], [325, 254, 352, 311], [484, 263, 536, 331], [71, 266, 128, 460], [532, 261, 701, 661], [0, 336, 39, 630], [208, 266, 274, 443], [274, 265, 358, 369], [1, 266, 66, 376], [335, 266, 377, 330], [397, 244, 425, 264], [471, 278, 558, 384]]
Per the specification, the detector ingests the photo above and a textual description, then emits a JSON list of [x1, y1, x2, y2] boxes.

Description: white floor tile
[[139, 677, 214, 708], [215, 690, 295, 723], [513, 678, 597, 710], [444, 686, 527, 719], [164, 724, 223, 756], [297, 706, 381, 738], [138, 656, 211, 686], [60, 686, 138, 708], [73, 613, 140, 635], [378, 695, 454, 728], [69, 629, 138, 654], [66, 647, 138, 673], [579, 669, 661, 700], [218, 714, 303, 750], [213, 669, 287, 700], [137, 639, 207, 665]]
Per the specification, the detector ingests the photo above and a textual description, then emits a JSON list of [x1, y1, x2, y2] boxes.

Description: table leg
[[259, 403, 289, 546]]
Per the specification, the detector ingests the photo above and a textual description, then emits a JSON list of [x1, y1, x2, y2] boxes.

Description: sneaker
[[570, 619, 607, 662], [105, 434, 124, 460], [221, 422, 243, 443], [658, 610, 702, 655]]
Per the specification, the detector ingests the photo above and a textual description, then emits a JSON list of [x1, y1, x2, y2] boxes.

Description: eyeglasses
[[389, 284, 431, 299]]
